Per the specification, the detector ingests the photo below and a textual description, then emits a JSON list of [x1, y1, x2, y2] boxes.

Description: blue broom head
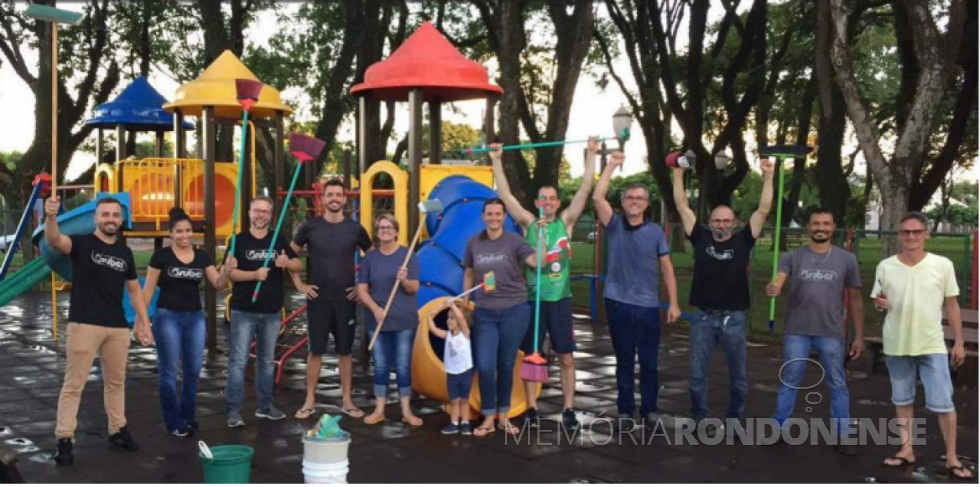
[[235, 79, 263, 110], [289, 132, 326, 163]]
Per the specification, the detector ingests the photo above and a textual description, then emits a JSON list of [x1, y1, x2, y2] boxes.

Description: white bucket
[[303, 459, 349, 484], [302, 435, 351, 484]]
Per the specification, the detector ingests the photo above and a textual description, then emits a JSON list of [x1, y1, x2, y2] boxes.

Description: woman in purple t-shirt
[[462, 199, 539, 436]]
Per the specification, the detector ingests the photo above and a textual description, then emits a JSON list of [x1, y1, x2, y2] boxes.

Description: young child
[[428, 301, 474, 435]]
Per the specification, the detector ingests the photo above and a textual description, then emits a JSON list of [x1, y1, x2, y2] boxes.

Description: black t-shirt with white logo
[[68, 233, 138, 327], [293, 217, 372, 302], [227, 230, 297, 314], [149, 246, 214, 312], [688, 224, 756, 311]]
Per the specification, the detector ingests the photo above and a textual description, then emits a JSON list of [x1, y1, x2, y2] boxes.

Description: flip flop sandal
[[497, 422, 519, 435], [882, 456, 916, 467], [402, 416, 423, 427], [343, 407, 365, 418], [364, 414, 386, 425], [947, 465, 974, 481], [473, 425, 496, 437], [294, 408, 316, 419]]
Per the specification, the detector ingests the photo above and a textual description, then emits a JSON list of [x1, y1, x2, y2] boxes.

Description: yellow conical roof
[[163, 50, 292, 118]]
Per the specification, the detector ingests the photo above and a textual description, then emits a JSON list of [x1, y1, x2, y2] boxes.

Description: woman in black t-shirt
[[141, 207, 235, 436]]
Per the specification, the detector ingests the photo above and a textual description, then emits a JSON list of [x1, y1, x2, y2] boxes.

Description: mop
[[520, 203, 548, 382], [251, 132, 326, 303], [228, 79, 262, 259]]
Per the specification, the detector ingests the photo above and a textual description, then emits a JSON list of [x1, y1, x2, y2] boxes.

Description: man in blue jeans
[[225, 197, 302, 428], [765, 208, 864, 454], [593, 151, 681, 427], [671, 158, 773, 427]]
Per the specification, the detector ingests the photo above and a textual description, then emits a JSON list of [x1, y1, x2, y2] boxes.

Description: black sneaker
[[186, 420, 199, 431], [169, 425, 192, 437], [108, 426, 139, 452], [561, 409, 580, 432], [54, 438, 73, 466], [525, 408, 540, 428]]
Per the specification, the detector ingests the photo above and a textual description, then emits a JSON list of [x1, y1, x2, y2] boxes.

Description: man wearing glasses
[[593, 151, 681, 429], [671, 157, 774, 429], [871, 212, 971, 480], [488, 138, 596, 432]]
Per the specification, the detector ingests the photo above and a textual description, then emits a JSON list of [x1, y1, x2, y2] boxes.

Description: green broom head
[[235, 79, 263, 111], [760, 144, 812, 158], [289, 132, 326, 163]]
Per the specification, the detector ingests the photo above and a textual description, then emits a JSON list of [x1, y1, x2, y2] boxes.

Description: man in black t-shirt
[[44, 196, 152, 467], [224, 196, 302, 429], [671, 159, 774, 426], [290, 179, 371, 420]]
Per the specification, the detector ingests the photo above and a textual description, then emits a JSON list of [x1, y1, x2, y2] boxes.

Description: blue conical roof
[[86, 76, 194, 131]]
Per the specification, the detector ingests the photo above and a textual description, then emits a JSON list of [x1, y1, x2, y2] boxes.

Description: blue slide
[[31, 192, 158, 324], [416, 175, 521, 307]]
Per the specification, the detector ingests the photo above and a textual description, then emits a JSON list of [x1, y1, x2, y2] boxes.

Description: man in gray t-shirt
[[766, 208, 864, 453]]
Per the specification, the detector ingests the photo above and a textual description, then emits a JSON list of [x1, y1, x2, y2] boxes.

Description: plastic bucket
[[302, 459, 349, 484], [200, 445, 254, 484], [302, 435, 350, 465], [665, 151, 693, 169]]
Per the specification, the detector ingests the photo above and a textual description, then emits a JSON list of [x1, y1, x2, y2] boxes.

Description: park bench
[[865, 310, 979, 384]]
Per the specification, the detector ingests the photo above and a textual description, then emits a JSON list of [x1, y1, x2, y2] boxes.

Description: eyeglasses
[[899, 229, 927, 237]]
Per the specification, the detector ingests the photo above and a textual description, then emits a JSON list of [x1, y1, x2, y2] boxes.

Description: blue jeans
[[886, 354, 955, 413], [373, 329, 415, 399], [472, 302, 530, 416], [689, 310, 747, 422], [774, 335, 850, 434], [154, 308, 206, 432], [225, 310, 280, 413], [605, 299, 661, 416]]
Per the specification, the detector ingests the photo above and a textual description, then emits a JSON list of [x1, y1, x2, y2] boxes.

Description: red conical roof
[[350, 22, 503, 102]]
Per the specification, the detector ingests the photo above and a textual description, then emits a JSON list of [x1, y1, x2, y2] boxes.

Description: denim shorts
[[885, 354, 955, 413], [447, 369, 474, 401]]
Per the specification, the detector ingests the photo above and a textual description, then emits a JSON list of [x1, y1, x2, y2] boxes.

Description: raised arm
[[44, 196, 72, 255], [449, 302, 470, 339], [488, 143, 535, 229], [592, 151, 624, 227], [426, 312, 448, 339], [562, 137, 598, 228], [749, 158, 775, 239], [670, 168, 697, 236]]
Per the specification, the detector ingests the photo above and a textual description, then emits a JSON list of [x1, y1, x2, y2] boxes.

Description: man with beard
[[765, 208, 864, 454], [225, 196, 302, 428], [44, 196, 152, 466], [489, 138, 596, 432], [671, 158, 773, 428], [593, 151, 681, 428], [291, 179, 371, 419]]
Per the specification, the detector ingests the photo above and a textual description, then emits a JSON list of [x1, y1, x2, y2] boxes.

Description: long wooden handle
[[367, 219, 425, 351]]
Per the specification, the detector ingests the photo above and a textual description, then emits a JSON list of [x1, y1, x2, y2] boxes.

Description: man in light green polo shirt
[[871, 212, 970, 480], [489, 138, 597, 433]]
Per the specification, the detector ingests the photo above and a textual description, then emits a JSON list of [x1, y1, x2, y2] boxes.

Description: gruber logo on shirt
[[168, 267, 204, 280], [91, 251, 127, 272], [799, 269, 838, 282], [475, 253, 507, 265], [706, 246, 734, 261], [245, 249, 276, 261]]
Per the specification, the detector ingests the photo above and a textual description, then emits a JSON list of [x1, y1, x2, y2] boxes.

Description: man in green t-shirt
[[871, 212, 971, 480], [489, 138, 597, 432]]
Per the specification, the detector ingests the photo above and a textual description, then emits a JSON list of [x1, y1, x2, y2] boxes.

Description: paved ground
[[1, 291, 976, 483]]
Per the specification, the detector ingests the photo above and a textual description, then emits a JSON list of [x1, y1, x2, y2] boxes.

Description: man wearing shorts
[[871, 212, 971, 480], [488, 139, 596, 432], [292, 179, 372, 419]]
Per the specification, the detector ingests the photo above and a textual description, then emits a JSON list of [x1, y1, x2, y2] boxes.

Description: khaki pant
[[55, 322, 131, 439]]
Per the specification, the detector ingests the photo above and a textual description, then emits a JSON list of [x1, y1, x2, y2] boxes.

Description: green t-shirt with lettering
[[525, 219, 572, 301]]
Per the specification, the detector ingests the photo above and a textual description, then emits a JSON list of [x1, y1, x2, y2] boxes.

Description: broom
[[367, 199, 444, 350], [520, 202, 548, 383], [251, 132, 325, 303], [227, 79, 263, 260]]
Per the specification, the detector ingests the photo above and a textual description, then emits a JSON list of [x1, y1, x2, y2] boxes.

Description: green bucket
[[200, 445, 254, 484]]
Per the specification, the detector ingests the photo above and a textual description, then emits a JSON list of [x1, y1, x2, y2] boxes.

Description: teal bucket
[[200, 445, 254, 484]]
